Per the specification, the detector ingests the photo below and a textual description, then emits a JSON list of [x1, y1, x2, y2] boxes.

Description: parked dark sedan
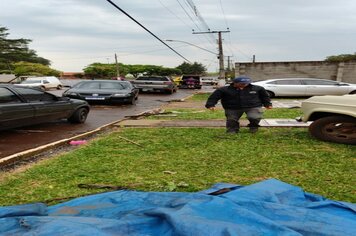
[[63, 80, 139, 105], [0, 84, 90, 131]]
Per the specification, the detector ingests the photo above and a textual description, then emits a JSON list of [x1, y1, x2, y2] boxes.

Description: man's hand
[[208, 107, 216, 111], [265, 106, 273, 110]]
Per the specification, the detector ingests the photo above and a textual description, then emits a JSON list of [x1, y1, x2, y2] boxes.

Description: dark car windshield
[[136, 77, 169, 81], [74, 81, 128, 90]]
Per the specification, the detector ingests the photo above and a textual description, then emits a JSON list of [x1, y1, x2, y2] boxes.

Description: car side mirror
[[59, 96, 70, 101]]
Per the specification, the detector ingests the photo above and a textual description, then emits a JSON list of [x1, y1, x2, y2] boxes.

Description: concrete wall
[[235, 61, 356, 83]]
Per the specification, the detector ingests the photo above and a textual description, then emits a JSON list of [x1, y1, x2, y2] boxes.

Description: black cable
[[105, 0, 191, 63]]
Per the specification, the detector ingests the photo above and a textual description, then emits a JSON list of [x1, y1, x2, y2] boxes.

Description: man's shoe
[[249, 127, 258, 133]]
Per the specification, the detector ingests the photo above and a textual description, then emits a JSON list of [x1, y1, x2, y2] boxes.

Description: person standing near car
[[205, 76, 272, 133]]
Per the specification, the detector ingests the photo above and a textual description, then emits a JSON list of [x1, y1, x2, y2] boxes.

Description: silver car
[[253, 78, 356, 97], [131, 76, 177, 94]]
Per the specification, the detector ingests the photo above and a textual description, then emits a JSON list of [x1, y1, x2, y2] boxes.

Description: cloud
[[1, 0, 355, 72]]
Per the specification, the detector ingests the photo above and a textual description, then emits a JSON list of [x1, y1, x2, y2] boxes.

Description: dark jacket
[[205, 84, 272, 109]]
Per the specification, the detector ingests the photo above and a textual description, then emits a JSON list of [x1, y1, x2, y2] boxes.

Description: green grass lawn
[[1, 127, 355, 206]]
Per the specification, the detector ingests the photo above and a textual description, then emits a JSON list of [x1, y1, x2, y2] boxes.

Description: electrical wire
[[175, 0, 216, 48], [105, 0, 191, 63], [218, 0, 229, 30], [184, 0, 217, 45], [157, 0, 192, 29], [175, 0, 202, 32], [50, 45, 189, 61]]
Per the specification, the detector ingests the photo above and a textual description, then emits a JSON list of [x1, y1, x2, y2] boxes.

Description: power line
[[51, 45, 189, 61], [175, 0, 216, 48], [218, 0, 229, 30], [157, 0, 192, 29], [176, 0, 202, 32], [184, 0, 217, 44], [105, 0, 191, 63]]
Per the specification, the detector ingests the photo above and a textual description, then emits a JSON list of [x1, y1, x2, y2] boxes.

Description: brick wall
[[235, 61, 356, 83]]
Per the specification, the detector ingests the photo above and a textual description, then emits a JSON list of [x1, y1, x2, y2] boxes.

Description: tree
[[84, 63, 181, 78], [0, 26, 50, 72], [12, 62, 61, 77], [325, 53, 356, 62], [176, 62, 206, 75]]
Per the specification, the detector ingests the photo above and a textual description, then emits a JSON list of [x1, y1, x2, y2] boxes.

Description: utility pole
[[193, 29, 230, 81], [115, 53, 120, 79], [227, 56, 231, 71]]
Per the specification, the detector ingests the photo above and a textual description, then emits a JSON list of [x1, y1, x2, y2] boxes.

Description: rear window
[[136, 77, 169, 81], [74, 81, 128, 90]]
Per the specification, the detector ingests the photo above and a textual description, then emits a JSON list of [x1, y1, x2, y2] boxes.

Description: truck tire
[[309, 115, 356, 145], [68, 107, 89, 123]]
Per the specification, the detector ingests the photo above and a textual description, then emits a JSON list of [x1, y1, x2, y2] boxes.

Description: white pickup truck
[[301, 95, 356, 145]]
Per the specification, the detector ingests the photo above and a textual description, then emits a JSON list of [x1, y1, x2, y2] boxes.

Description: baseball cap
[[233, 76, 252, 84]]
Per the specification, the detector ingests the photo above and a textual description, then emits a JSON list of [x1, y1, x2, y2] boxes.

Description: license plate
[[85, 97, 105, 100]]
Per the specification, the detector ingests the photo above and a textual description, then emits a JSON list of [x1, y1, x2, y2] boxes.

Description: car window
[[74, 81, 127, 89], [43, 80, 50, 84], [303, 80, 339, 85], [22, 80, 39, 84], [0, 88, 22, 104], [100, 82, 126, 90], [75, 81, 100, 89], [13, 87, 56, 102], [272, 80, 303, 85]]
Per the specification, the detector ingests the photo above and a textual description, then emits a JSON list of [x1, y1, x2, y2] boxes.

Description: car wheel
[[129, 96, 137, 105], [266, 90, 275, 98], [349, 90, 356, 94], [68, 107, 89, 123], [57, 85, 63, 90], [308, 115, 356, 145]]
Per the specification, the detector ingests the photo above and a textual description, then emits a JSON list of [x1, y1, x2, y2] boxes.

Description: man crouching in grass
[[205, 76, 273, 134]]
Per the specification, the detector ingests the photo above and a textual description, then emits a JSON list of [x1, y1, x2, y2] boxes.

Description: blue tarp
[[0, 179, 355, 235]]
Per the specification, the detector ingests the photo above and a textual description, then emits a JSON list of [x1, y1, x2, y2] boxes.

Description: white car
[[301, 95, 356, 145], [253, 78, 356, 97], [17, 76, 63, 90], [201, 77, 218, 85]]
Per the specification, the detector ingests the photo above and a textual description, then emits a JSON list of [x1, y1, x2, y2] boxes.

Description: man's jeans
[[224, 107, 263, 133]]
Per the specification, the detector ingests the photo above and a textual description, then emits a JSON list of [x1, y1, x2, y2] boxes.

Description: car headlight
[[113, 93, 129, 97], [64, 92, 78, 96]]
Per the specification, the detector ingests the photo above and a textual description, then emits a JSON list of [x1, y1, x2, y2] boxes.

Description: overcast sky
[[1, 0, 356, 72]]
